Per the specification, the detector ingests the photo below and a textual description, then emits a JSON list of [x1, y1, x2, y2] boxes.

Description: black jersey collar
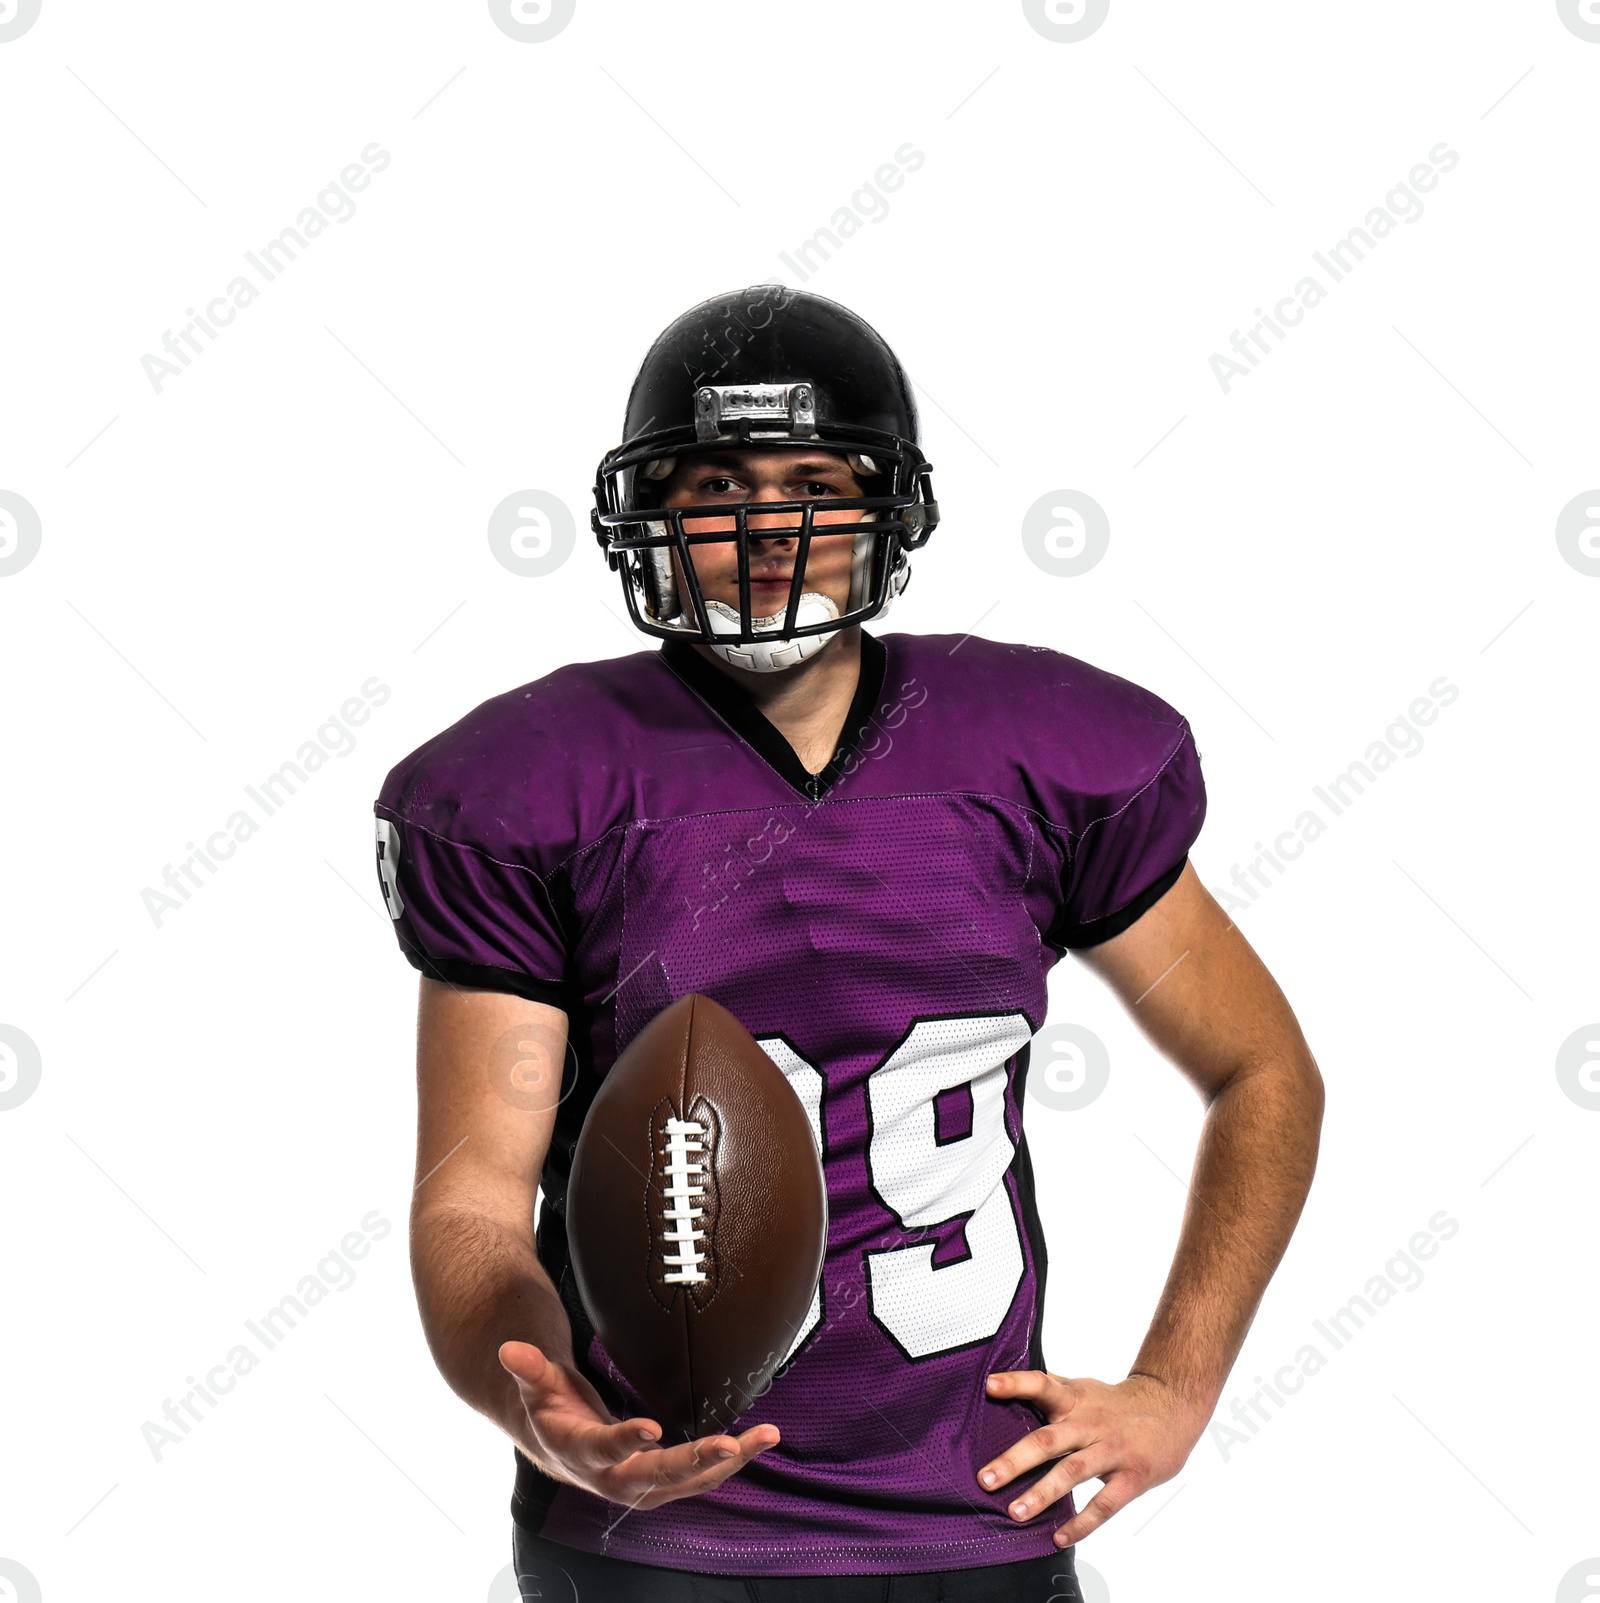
[[658, 629, 887, 803]]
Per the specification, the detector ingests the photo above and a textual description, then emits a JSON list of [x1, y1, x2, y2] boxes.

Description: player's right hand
[[499, 1340, 780, 1509]]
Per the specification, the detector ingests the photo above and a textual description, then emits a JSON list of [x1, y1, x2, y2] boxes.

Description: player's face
[[659, 448, 864, 621]]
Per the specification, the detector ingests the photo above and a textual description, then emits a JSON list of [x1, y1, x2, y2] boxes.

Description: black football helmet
[[592, 285, 939, 669]]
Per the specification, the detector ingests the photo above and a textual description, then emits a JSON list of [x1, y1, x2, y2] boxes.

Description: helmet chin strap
[[689, 591, 843, 674]]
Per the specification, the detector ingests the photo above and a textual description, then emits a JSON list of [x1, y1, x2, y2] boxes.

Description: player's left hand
[[976, 1370, 1209, 1547]]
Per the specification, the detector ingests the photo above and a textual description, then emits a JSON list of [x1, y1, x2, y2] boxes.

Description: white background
[[2, 2, 1596, 1600]]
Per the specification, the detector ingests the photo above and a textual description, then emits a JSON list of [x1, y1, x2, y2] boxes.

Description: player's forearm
[[411, 1202, 573, 1445], [1128, 1053, 1323, 1412]]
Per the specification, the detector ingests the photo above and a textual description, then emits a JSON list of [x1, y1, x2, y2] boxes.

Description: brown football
[[567, 992, 826, 1440]]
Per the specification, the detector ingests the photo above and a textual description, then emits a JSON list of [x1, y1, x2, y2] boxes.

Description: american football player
[[374, 286, 1324, 1601]]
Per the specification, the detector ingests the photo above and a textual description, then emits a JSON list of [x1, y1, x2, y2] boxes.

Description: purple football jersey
[[374, 629, 1205, 1577]]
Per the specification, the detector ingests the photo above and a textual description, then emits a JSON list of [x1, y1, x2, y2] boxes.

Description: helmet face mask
[[593, 286, 938, 670]]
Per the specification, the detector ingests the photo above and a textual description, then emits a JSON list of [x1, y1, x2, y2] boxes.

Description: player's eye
[[699, 477, 740, 495], [795, 481, 839, 498]]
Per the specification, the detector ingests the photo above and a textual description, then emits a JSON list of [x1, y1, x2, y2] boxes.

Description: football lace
[[659, 1116, 709, 1285]]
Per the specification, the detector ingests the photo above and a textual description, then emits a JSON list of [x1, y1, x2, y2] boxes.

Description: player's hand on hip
[[499, 1340, 779, 1509], [976, 1370, 1207, 1546]]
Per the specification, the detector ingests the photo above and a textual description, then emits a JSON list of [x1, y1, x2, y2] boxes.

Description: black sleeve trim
[[400, 945, 568, 1011], [1047, 855, 1188, 953]]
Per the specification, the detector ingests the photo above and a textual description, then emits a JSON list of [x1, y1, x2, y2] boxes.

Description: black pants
[[513, 1521, 1083, 1602]]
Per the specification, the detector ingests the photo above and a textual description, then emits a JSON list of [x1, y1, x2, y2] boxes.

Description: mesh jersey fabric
[[373, 629, 1206, 1578]]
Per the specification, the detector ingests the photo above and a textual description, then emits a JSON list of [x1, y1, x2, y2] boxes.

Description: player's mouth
[[746, 573, 797, 596], [717, 576, 801, 623]]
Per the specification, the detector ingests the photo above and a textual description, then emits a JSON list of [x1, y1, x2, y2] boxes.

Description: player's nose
[[745, 486, 803, 536]]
